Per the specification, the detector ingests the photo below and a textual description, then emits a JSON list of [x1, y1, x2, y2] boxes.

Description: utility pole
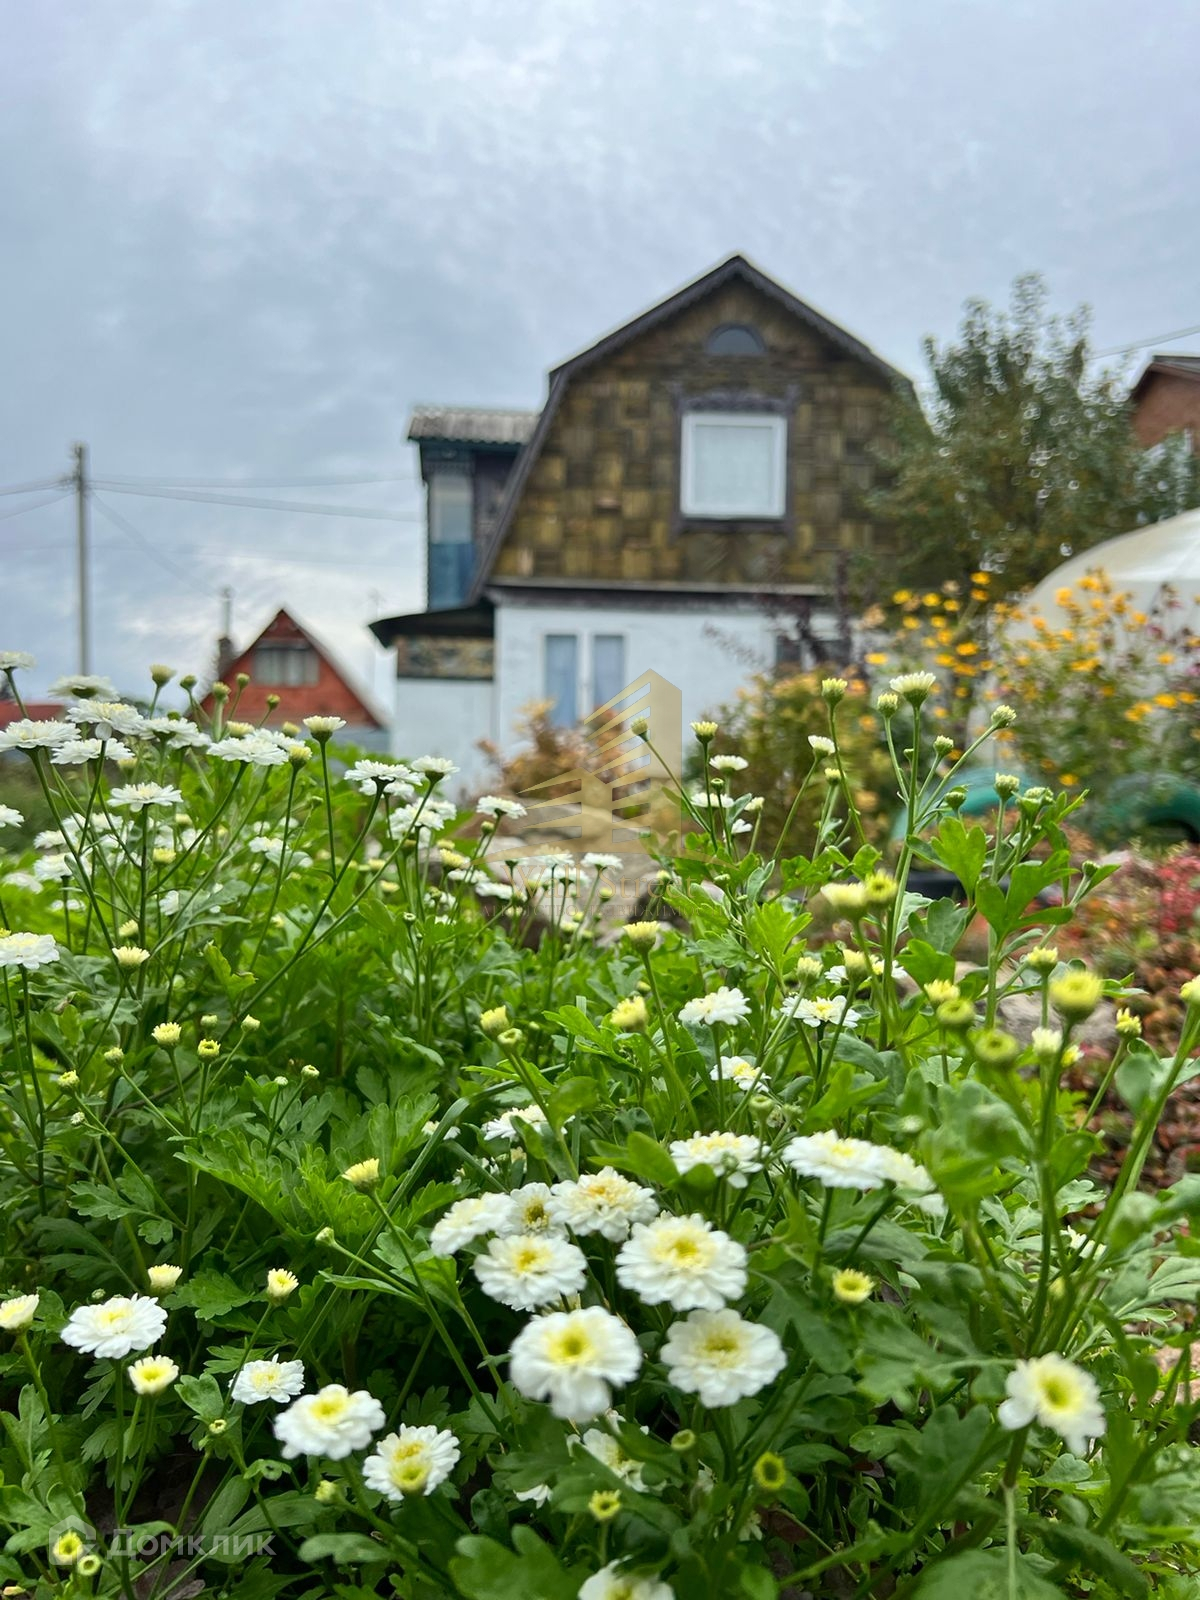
[[72, 442, 90, 674]]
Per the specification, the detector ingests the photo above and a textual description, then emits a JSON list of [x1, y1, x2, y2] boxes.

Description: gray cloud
[[3, 0, 1198, 705]]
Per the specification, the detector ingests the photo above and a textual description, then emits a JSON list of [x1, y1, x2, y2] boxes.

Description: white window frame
[[541, 628, 631, 725], [680, 410, 787, 519]]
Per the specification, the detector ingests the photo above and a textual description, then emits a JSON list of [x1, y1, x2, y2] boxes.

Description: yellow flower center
[[311, 1394, 349, 1422], [547, 1327, 594, 1366], [512, 1242, 550, 1272], [699, 1332, 743, 1365]]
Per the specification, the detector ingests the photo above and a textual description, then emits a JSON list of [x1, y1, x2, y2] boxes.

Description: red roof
[[199, 607, 385, 729], [0, 700, 60, 729]]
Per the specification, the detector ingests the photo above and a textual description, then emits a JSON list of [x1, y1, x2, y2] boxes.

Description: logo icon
[[518, 669, 682, 856]]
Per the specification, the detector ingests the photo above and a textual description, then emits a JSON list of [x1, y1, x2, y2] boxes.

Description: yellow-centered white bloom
[[430, 1196, 499, 1255], [509, 1306, 642, 1421], [0, 932, 61, 971], [232, 1356, 306, 1404], [677, 986, 751, 1027], [128, 1354, 180, 1394], [472, 1233, 588, 1311], [616, 1214, 747, 1310], [497, 1182, 566, 1237], [61, 1294, 167, 1359], [549, 1169, 659, 1242], [147, 1264, 183, 1294], [660, 1308, 786, 1408], [578, 1563, 675, 1600], [266, 1267, 299, 1302], [669, 1131, 764, 1188], [998, 1353, 1106, 1455], [362, 1425, 461, 1499], [273, 1383, 385, 1459], [0, 1293, 39, 1331], [342, 1158, 380, 1190]]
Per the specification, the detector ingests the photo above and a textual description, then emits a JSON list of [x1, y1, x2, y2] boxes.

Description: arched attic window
[[705, 323, 766, 356]]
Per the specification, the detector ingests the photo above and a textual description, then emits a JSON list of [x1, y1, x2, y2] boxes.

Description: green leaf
[[298, 1532, 388, 1565], [176, 1372, 225, 1423], [924, 819, 988, 894], [172, 1269, 256, 1322], [911, 1549, 1065, 1598], [547, 1076, 600, 1128], [591, 1130, 679, 1190], [1029, 1517, 1149, 1597], [451, 1528, 585, 1600]]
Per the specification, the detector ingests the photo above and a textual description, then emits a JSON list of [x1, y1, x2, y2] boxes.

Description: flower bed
[[1, 655, 1199, 1599]]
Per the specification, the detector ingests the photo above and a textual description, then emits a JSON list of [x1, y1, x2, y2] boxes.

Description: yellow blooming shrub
[[991, 571, 1200, 793]]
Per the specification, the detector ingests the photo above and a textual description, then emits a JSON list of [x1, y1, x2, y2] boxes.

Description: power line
[[0, 476, 65, 496], [89, 491, 211, 590], [1095, 322, 1200, 358], [92, 482, 422, 521], [0, 489, 71, 521], [99, 471, 417, 489]]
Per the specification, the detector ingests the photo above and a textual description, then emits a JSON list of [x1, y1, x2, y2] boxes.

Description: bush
[[2, 657, 1200, 1598]]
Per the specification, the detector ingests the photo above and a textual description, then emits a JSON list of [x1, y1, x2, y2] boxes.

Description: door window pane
[[592, 634, 626, 709], [544, 634, 578, 726], [428, 473, 474, 607]]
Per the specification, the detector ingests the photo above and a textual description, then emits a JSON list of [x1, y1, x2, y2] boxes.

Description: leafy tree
[[865, 274, 1198, 599]]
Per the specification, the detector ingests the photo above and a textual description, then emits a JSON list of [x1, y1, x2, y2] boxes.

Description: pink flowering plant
[[0, 653, 1198, 1597]]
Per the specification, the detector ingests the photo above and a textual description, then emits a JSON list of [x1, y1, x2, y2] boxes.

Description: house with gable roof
[[371, 254, 909, 781], [201, 606, 388, 750]]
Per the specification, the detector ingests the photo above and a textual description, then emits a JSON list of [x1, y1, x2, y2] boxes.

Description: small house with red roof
[[201, 607, 388, 750]]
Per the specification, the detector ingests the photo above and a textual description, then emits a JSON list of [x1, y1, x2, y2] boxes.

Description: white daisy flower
[[0, 1293, 39, 1331], [808, 735, 836, 755], [429, 1196, 499, 1256], [0, 719, 70, 752], [209, 731, 290, 767], [127, 1354, 179, 1395], [678, 986, 751, 1028], [302, 715, 347, 736], [670, 1130, 764, 1188], [778, 995, 863, 1030], [48, 673, 117, 699], [709, 754, 748, 772], [476, 794, 526, 818], [509, 1306, 642, 1422], [232, 1357, 306, 1405], [577, 1418, 649, 1489], [33, 855, 71, 883], [660, 1308, 786, 1408], [482, 1104, 550, 1143], [579, 1562, 675, 1600], [709, 1056, 767, 1093], [616, 1215, 747, 1311], [998, 1353, 1106, 1456], [412, 755, 458, 777], [273, 1384, 385, 1459], [50, 737, 135, 766], [110, 783, 184, 813], [66, 701, 148, 738], [0, 650, 36, 671], [0, 932, 60, 971], [363, 1425, 461, 1499], [581, 852, 623, 871], [473, 1234, 588, 1311], [497, 1183, 566, 1237], [783, 1131, 931, 1194], [61, 1294, 167, 1360], [549, 1169, 659, 1242], [0, 804, 23, 827]]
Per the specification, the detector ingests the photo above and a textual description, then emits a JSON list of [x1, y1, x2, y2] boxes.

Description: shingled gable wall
[[489, 278, 898, 592]]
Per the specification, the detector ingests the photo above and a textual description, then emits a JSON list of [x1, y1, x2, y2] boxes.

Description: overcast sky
[[3, 0, 1198, 713]]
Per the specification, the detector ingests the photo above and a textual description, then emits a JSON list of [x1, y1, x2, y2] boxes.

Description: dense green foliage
[[1, 664, 1199, 1600], [865, 275, 1199, 600]]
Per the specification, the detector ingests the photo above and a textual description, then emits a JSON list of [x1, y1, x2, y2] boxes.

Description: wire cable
[[0, 476, 65, 496], [89, 492, 210, 589], [1094, 323, 1200, 358], [98, 472, 417, 490], [0, 490, 72, 521], [92, 482, 421, 521]]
